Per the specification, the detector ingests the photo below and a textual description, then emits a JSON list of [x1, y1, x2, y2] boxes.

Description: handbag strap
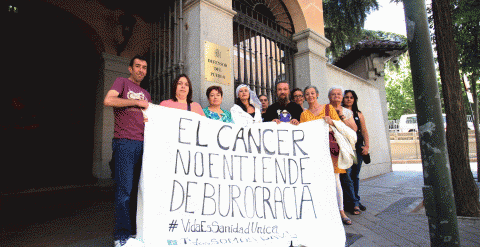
[[325, 104, 330, 117]]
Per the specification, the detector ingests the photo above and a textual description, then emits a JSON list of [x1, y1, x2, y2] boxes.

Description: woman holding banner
[[203, 85, 234, 123], [230, 84, 262, 126], [160, 74, 205, 116], [299, 85, 353, 225]]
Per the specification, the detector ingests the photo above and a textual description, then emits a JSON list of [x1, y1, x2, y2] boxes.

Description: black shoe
[[359, 203, 366, 211]]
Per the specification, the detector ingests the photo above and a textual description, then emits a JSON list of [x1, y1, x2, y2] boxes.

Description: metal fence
[[388, 119, 400, 133], [390, 131, 477, 160], [232, 0, 297, 103], [148, 0, 183, 104], [389, 116, 476, 133]]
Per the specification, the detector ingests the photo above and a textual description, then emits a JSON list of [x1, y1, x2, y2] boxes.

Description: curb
[[457, 216, 480, 222], [393, 157, 477, 164]]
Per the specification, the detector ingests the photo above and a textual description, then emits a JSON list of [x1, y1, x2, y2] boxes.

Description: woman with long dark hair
[[160, 74, 205, 116], [341, 89, 370, 215]]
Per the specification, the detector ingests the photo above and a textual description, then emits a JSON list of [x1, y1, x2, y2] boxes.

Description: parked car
[[398, 114, 447, 133], [467, 121, 474, 130]]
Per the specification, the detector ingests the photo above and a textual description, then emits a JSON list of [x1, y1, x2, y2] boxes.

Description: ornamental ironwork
[[233, 0, 297, 102]]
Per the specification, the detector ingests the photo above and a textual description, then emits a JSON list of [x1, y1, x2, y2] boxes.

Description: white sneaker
[[114, 237, 144, 247], [125, 237, 144, 247], [114, 239, 127, 247]]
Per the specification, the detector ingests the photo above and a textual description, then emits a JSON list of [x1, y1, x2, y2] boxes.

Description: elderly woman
[[341, 90, 370, 215], [299, 85, 353, 225], [328, 86, 357, 132], [258, 94, 269, 121], [160, 74, 205, 116], [203, 85, 233, 123], [230, 84, 262, 125]]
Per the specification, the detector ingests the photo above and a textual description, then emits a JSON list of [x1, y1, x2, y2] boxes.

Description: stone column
[[183, 0, 236, 109], [292, 29, 331, 96], [366, 55, 393, 164], [93, 53, 130, 179]]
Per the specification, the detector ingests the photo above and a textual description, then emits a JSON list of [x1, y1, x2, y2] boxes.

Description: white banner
[[137, 105, 346, 246]]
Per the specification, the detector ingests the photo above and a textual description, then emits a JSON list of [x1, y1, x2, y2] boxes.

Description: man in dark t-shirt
[[104, 55, 151, 247], [264, 81, 303, 125]]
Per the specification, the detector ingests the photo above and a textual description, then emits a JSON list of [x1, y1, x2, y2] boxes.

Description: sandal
[[352, 207, 362, 215], [359, 204, 366, 211], [342, 217, 352, 225]]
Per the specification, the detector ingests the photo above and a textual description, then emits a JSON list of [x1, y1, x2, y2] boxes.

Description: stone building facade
[[4, 0, 397, 193]]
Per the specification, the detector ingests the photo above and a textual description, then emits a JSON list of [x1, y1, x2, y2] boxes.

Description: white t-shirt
[[230, 104, 262, 126], [343, 107, 353, 120]]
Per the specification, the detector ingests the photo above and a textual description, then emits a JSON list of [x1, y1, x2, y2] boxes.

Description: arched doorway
[[3, 1, 98, 192], [233, 0, 297, 102]]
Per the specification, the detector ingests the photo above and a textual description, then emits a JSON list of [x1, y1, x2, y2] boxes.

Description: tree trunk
[[473, 28, 480, 183], [472, 74, 480, 183], [432, 0, 480, 217]]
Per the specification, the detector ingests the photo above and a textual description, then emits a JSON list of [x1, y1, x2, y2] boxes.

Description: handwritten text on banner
[[137, 105, 346, 246]]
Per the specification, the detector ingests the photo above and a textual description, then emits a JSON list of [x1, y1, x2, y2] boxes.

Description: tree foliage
[[453, 0, 480, 79], [362, 30, 408, 45], [385, 52, 447, 120], [323, 0, 379, 59], [384, 53, 415, 119], [431, 0, 480, 217], [389, 0, 480, 216], [453, 0, 480, 186]]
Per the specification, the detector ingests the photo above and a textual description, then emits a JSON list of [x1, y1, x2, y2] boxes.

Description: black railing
[[148, 0, 184, 104], [233, 0, 296, 103]]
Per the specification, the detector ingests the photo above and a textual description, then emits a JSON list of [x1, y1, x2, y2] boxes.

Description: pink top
[[160, 99, 205, 116]]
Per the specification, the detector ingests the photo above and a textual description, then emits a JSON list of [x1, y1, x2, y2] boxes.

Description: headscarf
[[235, 84, 261, 110]]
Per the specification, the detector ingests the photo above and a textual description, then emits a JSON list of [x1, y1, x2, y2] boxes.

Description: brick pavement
[[1, 164, 478, 247], [345, 163, 480, 247]]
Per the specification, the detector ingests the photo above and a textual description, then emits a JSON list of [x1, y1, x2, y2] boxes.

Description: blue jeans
[[112, 138, 144, 241], [341, 150, 363, 208]]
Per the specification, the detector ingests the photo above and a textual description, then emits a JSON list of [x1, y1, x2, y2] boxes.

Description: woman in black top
[[341, 90, 370, 215]]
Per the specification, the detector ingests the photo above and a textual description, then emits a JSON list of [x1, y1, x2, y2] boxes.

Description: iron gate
[[233, 0, 297, 102], [147, 0, 297, 103], [148, 0, 184, 104]]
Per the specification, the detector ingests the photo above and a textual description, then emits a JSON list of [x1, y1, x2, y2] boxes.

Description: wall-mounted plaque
[[204, 41, 231, 85]]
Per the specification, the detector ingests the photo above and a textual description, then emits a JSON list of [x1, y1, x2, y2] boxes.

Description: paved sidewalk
[[1, 164, 478, 247], [345, 163, 480, 247]]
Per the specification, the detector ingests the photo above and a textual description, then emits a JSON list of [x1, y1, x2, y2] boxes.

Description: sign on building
[[205, 41, 231, 85]]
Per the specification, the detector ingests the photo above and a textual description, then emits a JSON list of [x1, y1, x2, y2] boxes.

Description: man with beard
[[264, 81, 303, 125]]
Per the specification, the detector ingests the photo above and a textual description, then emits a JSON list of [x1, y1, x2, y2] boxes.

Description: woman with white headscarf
[[230, 84, 262, 126]]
